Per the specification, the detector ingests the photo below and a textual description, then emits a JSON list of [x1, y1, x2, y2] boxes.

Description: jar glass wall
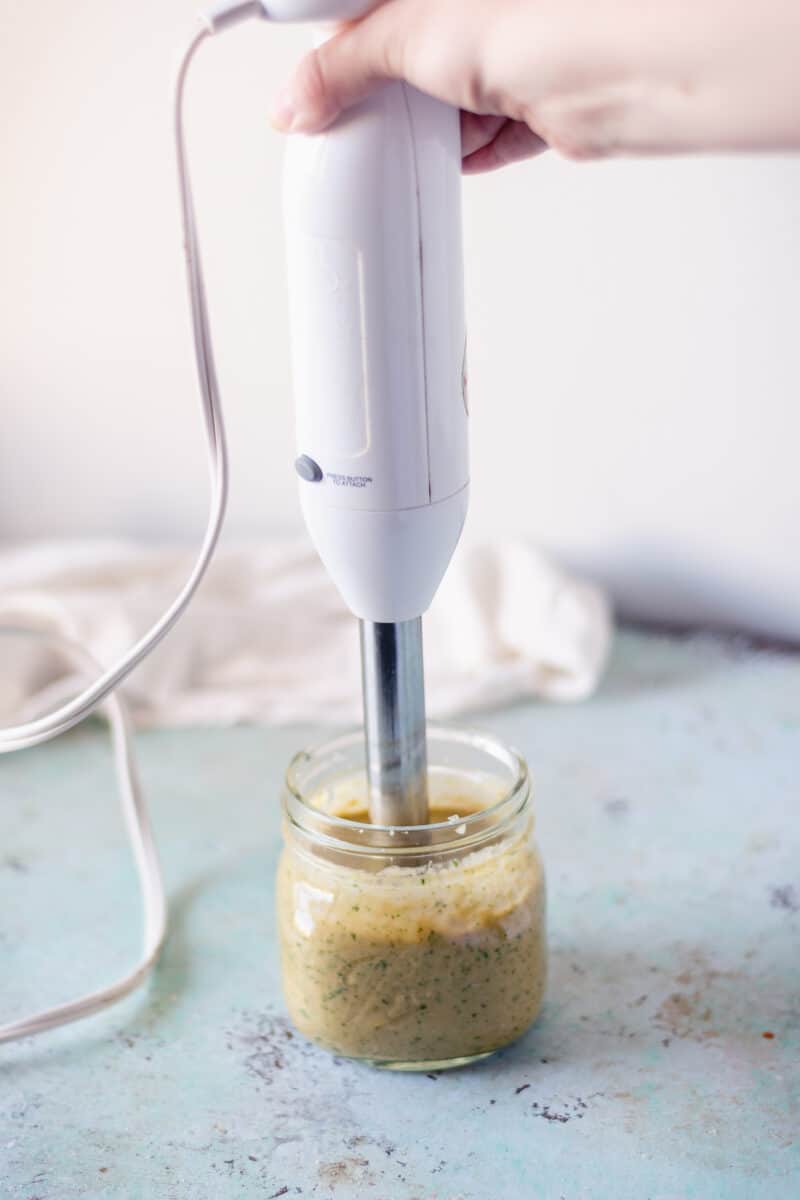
[[277, 726, 546, 1071]]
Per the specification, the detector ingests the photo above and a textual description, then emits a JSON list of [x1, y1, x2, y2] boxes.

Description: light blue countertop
[[1, 630, 798, 1199]]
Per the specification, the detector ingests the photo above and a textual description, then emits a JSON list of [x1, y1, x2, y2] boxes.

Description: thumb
[[271, 6, 404, 133]]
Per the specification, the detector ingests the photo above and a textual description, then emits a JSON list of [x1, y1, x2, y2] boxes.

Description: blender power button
[[295, 455, 324, 483]]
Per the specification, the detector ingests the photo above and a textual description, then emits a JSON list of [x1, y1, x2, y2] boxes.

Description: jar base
[[290, 1022, 534, 1072], [364, 1049, 498, 1072]]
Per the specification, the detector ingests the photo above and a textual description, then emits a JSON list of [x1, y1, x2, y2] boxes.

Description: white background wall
[[2, 0, 799, 639]]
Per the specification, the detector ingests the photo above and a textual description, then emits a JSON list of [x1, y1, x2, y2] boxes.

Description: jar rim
[[283, 724, 530, 854]]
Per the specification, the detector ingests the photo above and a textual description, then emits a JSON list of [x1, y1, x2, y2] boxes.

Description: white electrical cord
[[0, 26, 225, 757], [0, 20, 236, 1043], [0, 632, 166, 1043]]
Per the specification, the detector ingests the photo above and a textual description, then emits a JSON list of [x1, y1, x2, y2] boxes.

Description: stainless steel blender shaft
[[360, 619, 429, 826]]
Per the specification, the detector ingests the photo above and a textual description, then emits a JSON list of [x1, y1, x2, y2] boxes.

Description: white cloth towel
[[0, 539, 612, 727]]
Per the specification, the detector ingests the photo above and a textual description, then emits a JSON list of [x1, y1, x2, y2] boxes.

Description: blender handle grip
[[284, 78, 469, 622]]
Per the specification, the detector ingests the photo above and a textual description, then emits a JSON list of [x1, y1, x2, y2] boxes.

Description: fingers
[[271, 3, 406, 133], [460, 111, 506, 158], [462, 118, 546, 173], [269, 0, 547, 177]]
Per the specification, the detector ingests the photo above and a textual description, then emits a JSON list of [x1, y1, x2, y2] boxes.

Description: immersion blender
[[284, 1, 469, 827], [214, 0, 470, 825]]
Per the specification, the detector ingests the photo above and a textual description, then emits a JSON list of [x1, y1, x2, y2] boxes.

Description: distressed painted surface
[[1, 630, 798, 1199]]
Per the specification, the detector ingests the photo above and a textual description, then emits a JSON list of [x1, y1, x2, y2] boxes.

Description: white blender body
[[283, 23, 469, 622]]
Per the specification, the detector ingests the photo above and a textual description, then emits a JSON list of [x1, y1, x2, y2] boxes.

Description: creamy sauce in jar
[[277, 781, 546, 1066]]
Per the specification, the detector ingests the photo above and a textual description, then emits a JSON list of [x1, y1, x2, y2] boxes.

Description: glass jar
[[277, 726, 546, 1071]]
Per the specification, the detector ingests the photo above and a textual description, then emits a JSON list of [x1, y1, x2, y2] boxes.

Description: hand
[[271, 0, 547, 172], [271, 0, 800, 170]]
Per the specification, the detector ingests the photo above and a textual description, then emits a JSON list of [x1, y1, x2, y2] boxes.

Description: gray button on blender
[[295, 455, 323, 483]]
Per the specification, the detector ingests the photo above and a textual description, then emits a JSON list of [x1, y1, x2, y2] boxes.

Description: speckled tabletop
[[1, 630, 798, 1199]]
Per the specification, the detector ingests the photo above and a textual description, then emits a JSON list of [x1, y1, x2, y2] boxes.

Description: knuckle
[[460, 65, 492, 115], [294, 50, 331, 115], [376, 27, 405, 80], [534, 96, 620, 161]]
